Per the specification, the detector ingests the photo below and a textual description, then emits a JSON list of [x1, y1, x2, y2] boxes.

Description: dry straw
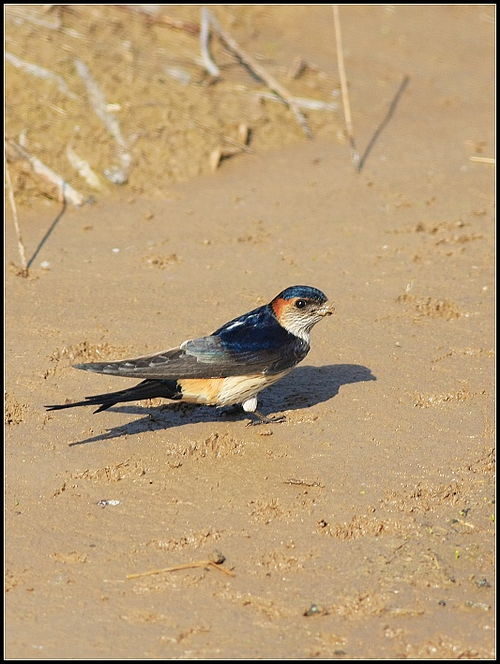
[[6, 163, 28, 275], [332, 4, 360, 169]]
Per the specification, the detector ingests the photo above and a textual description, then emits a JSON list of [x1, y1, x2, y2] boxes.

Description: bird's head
[[270, 285, 334, 341]]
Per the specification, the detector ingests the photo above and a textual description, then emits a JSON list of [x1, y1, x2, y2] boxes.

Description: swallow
[[45, 285, 333, 424]]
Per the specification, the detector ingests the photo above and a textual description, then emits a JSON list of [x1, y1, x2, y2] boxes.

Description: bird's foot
[[246, 410, 286, 426]]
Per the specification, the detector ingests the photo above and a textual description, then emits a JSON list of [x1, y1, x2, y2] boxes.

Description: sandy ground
[[5, 5, 495, 660]]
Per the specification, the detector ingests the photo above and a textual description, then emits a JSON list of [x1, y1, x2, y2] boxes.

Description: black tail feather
[[45, 379, 181, 414]]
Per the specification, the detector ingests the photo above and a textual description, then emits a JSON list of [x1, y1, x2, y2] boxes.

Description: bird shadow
[[68, 363, 376, 447]]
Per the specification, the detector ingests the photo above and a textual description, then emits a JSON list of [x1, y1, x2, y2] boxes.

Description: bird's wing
[[74, 324, 309, 380]]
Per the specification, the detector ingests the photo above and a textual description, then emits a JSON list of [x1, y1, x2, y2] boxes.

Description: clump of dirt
[[5, 393, 28, 425], [319, 514, 396, 540], [143, 253, 180, 269], [49, 340, 130, 365], [396, 292, 463, 320], [69, 460, 147, 484], [413, 387, 487, 408]]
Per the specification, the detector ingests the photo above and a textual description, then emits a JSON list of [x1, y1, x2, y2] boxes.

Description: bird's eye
[[295, 299, 307, 309]]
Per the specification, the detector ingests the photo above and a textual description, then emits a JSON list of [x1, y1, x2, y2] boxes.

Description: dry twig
[[255, 92, 337, 112], [5, 163, 28, 275], [199, 7, 220, 78], [127, 555, 235, 580], [75, 59, 131, 184], [332, 5, 360, 169], [66, 145, 102, 189], [284, 478, 324, 488], [469, 156, 495, 164], [7, 139, 85, 206], [6, 52, 79, 100]]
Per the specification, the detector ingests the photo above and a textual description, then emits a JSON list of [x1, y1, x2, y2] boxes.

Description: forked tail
[[45, 378, 181, 414]]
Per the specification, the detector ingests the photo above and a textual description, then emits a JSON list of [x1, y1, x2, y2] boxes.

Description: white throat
[[281, 318, 311, 343]]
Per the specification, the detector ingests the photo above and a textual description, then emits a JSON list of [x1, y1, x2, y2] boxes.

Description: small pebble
[[209, 550, 226, 565], [304, 603, 325, 617], [97, 499, 120, 507], [475, 577, 491, 588]]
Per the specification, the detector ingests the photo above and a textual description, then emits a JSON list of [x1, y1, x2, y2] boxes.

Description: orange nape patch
[[271, 297, 290, 322], [178, 377, 225, 405]]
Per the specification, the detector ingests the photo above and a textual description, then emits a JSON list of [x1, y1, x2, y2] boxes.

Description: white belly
[[217, 370, 290, 407]]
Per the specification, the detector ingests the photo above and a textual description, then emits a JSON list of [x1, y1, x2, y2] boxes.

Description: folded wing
[[74, 333, 308, 379]]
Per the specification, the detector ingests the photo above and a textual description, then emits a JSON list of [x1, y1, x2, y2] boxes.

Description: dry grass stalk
[[469, 156, 495, 164], [7, 139, 85, 206], [5, 163, 28, 275], [332, 5, 360, 169], [127, 558, 235, 580], [206, 10, 313, 138]]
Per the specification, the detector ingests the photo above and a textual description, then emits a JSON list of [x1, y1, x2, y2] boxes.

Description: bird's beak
[[317, 304, 334, 316]]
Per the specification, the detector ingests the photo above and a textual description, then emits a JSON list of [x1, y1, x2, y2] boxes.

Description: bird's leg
[[241, 396, 286, 426]]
